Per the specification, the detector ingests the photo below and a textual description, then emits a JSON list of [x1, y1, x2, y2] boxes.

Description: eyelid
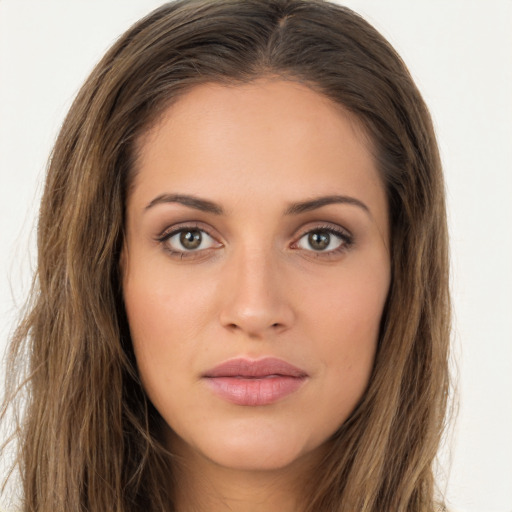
[[156, 222, 223, 258], [291, 223, 354, 254], [154, 221, 354, 259], [157, 221, 218, 241]]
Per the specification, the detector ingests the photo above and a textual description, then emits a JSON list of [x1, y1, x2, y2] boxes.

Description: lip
[[202, 357, 308, 406]]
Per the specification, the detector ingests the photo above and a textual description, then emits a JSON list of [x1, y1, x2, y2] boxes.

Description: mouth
[[202, 357, 308, 406]]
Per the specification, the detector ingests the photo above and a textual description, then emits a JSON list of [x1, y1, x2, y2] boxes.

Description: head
[[6, 1, 450, 511]]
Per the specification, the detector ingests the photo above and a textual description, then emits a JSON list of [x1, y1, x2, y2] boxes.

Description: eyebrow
[[144, 193, 369, 216], [145, 193, 224, 215], [284, 195, 370, 215]]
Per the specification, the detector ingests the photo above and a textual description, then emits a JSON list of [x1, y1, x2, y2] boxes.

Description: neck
[[175, 466, 300, 512], [170, 438, 324, 512]]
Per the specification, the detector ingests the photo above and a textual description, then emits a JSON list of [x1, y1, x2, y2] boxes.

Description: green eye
[[164, 228, 217, 252], [307, 231, 331, 251], [179, 229, 203, 250], [296, 228, 350, 252]]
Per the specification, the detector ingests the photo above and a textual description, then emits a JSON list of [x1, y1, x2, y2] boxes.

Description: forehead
[[130, 79, 386, 228], [137, 78, 373, 162]]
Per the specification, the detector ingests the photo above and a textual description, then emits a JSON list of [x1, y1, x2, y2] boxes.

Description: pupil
[[308, 231, 330, 250], [180, 230, 202, 249]]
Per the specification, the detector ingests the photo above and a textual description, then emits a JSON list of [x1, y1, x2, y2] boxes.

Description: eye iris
[[180, 230, 202, 250], [308, 231, 330, 250]]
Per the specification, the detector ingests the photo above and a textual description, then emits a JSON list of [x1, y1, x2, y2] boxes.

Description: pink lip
[[202, 357, 308, 406]]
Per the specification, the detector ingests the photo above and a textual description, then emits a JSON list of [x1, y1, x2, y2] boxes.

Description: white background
[[0, 1, 511, 511]]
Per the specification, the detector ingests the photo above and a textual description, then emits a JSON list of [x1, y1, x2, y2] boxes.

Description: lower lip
[[204, 376, 306, 406]]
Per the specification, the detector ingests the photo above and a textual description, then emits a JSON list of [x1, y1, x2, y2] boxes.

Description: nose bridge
[[219, 240, 293, 335]]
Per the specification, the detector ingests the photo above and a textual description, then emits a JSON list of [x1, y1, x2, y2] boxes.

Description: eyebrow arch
[[285, 195, 370, 215], [145, 193, 224, 215]]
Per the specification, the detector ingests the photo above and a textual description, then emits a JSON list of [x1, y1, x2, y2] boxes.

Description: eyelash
[[156, 223, 219, 259], [293, 225, 354, 257], [155, 223, 354, 259]]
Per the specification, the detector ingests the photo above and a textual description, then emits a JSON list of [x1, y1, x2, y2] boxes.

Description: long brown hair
[[1, 1, 451, 510]]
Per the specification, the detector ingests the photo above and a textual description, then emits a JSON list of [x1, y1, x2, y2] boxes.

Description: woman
[[1, 0, 450, 511]]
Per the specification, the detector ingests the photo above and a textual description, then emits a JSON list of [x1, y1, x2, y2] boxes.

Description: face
[[122, 79, 390, 474]]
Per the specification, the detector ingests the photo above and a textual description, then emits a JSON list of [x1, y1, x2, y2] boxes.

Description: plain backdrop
[[0, 1, 511, 511]]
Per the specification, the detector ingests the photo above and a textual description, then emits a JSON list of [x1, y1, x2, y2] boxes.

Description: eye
[[295, 227, 352, 253], [160, 227, 220, 254]]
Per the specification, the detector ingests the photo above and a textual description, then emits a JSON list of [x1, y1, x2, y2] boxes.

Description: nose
[[218, 246, 295, 337]]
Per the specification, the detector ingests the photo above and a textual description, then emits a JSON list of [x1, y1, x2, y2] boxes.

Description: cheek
[[124, 256, 213, 337], [301, 261, 389, 406], [302, 258, 388, 343], [122, 265, 212, 396]]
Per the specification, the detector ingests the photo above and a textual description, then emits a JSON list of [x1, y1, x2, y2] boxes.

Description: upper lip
[[203, 357, 308, 379]]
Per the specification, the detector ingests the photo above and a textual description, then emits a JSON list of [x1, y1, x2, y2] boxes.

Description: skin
[[122, 78, 390, 512]]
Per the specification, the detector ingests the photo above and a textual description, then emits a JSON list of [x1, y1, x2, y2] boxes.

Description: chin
[[212, 440, 304, 472], [170, 417, 325, 474]]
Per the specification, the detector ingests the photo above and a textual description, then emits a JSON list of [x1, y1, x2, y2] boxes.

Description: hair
[[1, 1, 451, 511]]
